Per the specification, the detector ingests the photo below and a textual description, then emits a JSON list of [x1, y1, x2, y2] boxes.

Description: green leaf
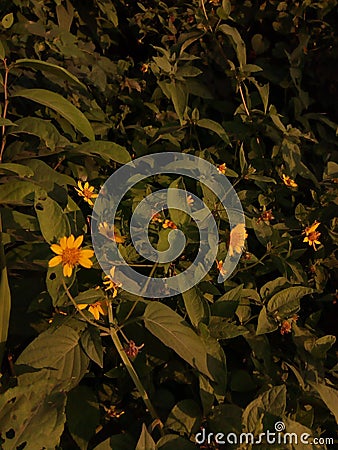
[[166, 400, 202, 435], [1, 13, 14, 29], [0, 180, 36, 205], [0, 226, 11, 366], [144, 302, 215, 380], [94, 434, 136, 450], [311, 383, 338, 424], [75, 288, 106, 305], [66, 385, 100, 450], [209, 317, 249, 339], [16, 324, 89, 392], [9, 117, 70, 151], [0, 40, 5, 60], [12, 89, 95, 140], [0, 163, 34, 177], [242, 385, 286, 433], [256, 306, 278, 335], [135, 423, 156, 450], [80, 326, 104, 368], [304, 335, 336, 359], [267, 286, 315, 317], [197, 119, 230, 144], [217, 0, 231, 19], [72, 140, 131, 164], [23, 158, 75, 189], [46, 264, 76, 307], [218, 24, 246, 67], [167, 177, 190, 226], [0, 118, 16, 126], [12, 59, 86, 89], [156, 435, 196, 449], [34, 190, 71, 244], [0, 385, 66, 450], [182, 286, 210, 329], [160, 80, 187, 125]]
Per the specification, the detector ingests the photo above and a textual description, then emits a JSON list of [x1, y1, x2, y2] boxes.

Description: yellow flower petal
[[89, 305, 100, 320], [60, 236, 67, 249], [74, 235, 84, 249], [80, 249, 94, 258], [67, 235, 75, 247], [50, 244, 63, 255], [63, 263, 73, 277], [84, 182, 89, 190], [78, 258, 93, 268], [48, 255, 62, 267], [77, 180, 83, 190], [77, 304, 88, 310]]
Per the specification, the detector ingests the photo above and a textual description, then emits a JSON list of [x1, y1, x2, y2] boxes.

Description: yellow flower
[[303, 221, 321, 251], [49, 235, 94, 277], [228, 223, 248, 257], [75, 181, 98, 207], [103, 267, 122, 298], [98, 222, 126, 243], [141, 63, 149, 73], [187, 195, 194, 206], [282, 174, 298, 188], [78, 301, 107, 320], [163, 219, 177, 229], [217, 163, 227, 175], [151, 212, 163, 223], [216, 259, 227, 276]]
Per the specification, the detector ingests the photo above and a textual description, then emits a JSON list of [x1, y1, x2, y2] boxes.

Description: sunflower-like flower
[[216, 259, 227, 276], [75, 181, 98, 206], [228, 224, 248, 257], [282, 174, 298, 188], [217, 163, 227, 175], [103, 267, 122, 298], [163, 219, 177, 229], [98, 222, 126, 243], [48, 235, 94, 277], [303, 221, 321, 251], [78, 301, 107, 320]]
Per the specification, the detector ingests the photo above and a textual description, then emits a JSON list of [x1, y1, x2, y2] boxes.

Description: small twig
[[0, 58, 10, 163], [107, 302, 163, 433], [62, 279, 109, 333], [200, 0, 213, 33], [238, 83, 251, 118]]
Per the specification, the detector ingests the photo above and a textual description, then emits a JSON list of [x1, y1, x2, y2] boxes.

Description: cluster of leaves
[[0, 0, 337, 449]]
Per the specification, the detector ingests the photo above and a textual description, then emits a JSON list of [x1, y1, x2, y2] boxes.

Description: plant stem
[[62, 279, 109, 333], [0, 58, 9, 162], [238, 83, 251, 118], [107, 302, 163, 433]]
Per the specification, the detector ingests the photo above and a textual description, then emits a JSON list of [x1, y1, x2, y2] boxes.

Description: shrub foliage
[[0, 0, 337, 449]]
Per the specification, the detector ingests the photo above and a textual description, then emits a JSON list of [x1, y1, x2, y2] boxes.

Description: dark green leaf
[[12, 89, 95, 140]]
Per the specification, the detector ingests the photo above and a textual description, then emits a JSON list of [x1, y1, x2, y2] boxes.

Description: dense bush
[[0, 1, 337, 449]]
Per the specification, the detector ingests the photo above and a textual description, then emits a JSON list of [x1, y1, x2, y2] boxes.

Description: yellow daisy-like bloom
[[75, 181, 98, 207], [78, 301, 107, 320], [103, 267, 122, 298], [216, 259, 227, 276], [98, 222, 126, 244], [303, 221, 321, 251], [217, 163, 227, 175], [163, 219, 177, 229], [282, 174, 298, 188], [49, 235, 94, 277], [228, 224, 248, 257]]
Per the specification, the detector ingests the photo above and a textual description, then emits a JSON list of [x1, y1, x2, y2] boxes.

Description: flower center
[[308, 231, 320, 242], [61, 247, 81, 266], [83, 188, 92, 198]]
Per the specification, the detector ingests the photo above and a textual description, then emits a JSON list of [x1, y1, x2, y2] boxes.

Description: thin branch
[[107, 302, 163, 434], [62, 279, 110, 333]]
